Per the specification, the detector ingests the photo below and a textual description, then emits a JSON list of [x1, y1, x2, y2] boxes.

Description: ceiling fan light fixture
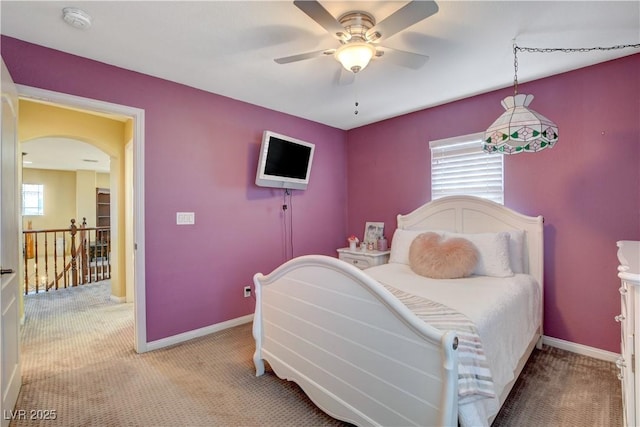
[[335, 42, 376, 73]]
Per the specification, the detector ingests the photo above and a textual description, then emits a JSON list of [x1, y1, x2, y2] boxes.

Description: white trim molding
[[146, 314, 253, 352], [16, 84, 147, 353], [543, 335, 620, 363]]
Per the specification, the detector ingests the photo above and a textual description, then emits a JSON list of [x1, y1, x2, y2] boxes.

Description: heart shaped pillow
[[409, 232, 478, 279]]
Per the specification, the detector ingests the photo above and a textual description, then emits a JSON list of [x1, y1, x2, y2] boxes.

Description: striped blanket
[[381, 283, 496, 404]]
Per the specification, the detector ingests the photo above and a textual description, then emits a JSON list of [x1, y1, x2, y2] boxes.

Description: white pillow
[[507, 230, 525, 274], [389, 229, 444, 265], [444, 231, 514, 277]]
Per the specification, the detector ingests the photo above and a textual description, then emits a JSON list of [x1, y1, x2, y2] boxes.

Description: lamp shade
[[335, 42, 376, 73], [483, 94, 558, 154]]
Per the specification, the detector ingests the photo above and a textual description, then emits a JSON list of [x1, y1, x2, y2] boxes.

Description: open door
[[0, 57, 22, 425]]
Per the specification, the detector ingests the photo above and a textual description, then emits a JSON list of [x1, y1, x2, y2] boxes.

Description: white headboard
[[397, 195, 544, 288]]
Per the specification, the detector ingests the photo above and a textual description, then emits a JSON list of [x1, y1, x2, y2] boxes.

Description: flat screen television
[[255, 131, 315, 190]]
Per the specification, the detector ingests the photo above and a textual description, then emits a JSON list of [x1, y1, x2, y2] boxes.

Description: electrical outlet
[[244, 286, 251, 298]]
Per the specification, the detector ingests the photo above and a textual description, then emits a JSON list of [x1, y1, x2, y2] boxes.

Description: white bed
[[252, 195, 544, 426]]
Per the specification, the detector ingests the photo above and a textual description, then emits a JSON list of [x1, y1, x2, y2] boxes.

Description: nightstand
[[337, 247, 391, 270]]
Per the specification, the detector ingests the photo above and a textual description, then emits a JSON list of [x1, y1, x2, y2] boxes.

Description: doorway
[[17, 85, 147, 353]]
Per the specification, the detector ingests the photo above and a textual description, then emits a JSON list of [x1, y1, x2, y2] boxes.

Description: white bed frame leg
[[252, 276, 265, 376], [536, 335, 543, 350], [252, 315, 265, 376], [254, 353, 265, 376]]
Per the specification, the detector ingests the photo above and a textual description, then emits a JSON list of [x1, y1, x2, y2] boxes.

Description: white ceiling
[[22, 138, 110, 173], [1, 1, 639, 131]]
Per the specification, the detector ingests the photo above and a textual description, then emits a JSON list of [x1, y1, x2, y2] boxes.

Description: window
[[22, 184, 44, 216], [430, 132, 504, 204]]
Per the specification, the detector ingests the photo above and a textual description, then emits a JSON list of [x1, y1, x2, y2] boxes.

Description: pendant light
[[483, 43, 640, 154], [483, 45, 557, 154]]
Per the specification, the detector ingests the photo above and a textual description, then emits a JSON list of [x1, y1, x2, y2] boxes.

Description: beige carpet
[[493, 346, 622, 426], [13, 281, 621, 426]]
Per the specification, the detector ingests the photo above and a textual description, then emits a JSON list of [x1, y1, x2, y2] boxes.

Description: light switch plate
[[176, 212, 195, 225]]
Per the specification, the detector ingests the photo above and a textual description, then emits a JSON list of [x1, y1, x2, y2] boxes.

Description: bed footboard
[[253, 255, 458, 427]]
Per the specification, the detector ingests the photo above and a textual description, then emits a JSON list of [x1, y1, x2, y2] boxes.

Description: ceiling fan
[[275, 0, 439, 75]]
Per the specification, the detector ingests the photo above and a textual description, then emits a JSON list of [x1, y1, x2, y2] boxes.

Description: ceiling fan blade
[[274, 49, 334, 64], [293, 0, 350, 41], [366, 0, 439, 42], [378, 47, 429, 69]]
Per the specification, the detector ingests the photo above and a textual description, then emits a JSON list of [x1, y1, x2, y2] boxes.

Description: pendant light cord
[[512, 42, 640, 96], [515, 43, 640, 54], [513, 44, 520, 95]]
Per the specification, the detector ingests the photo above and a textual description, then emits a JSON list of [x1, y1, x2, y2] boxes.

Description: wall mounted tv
[[255, 131, 315, 190]]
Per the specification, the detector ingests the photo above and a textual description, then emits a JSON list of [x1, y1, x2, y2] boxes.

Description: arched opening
[[21, 137, 113, 293], [16, 84, 147, 353], [19, 99, 131, 301]]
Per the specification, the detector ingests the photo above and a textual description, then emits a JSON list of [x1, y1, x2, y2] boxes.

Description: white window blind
[[430, 132, 504, 204]]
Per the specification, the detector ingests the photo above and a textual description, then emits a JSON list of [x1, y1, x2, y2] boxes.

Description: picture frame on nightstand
[[364, 222, 384, 244]]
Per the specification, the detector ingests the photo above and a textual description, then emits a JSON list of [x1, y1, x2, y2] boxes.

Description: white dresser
[[616, 240, 640, 427]]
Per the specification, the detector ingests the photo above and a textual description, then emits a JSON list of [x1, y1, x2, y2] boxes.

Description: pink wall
[[346, 54, 640, 353], [4, 35, 638, 352], [1, 36, 348, 341]]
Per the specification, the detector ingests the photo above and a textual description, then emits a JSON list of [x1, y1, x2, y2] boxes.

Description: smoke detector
[[62, 7, 92, 29]]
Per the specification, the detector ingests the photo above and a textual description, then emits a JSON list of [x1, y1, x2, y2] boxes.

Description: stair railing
[[23, 218, 111, 294]]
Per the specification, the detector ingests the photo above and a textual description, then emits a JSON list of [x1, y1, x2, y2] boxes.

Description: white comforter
[[365, 263, 542, 426]]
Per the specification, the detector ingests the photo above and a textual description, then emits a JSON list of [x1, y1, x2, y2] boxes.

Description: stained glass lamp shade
[[483, 94, 558, 154]]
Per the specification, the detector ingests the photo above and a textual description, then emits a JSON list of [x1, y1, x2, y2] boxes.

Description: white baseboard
[[146, 314, 254, 352], [145, 321, 618, 361], [543, 335, 619, 363], [110, 295, 126, 303]]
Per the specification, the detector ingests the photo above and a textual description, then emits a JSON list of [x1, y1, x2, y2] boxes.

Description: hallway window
[[22, 184, 44, 216]]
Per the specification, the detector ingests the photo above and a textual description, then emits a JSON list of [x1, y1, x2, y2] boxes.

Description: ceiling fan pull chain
[[354, 75, 359, 115]]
